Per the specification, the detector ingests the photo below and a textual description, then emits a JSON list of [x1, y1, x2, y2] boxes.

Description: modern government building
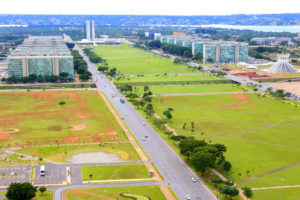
[[155, 35, 248, 63], [7, 36, 74, 78]]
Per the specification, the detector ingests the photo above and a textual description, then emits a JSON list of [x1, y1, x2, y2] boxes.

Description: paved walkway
[[252, 184, 300, 190], [152, 91, 256, 96]]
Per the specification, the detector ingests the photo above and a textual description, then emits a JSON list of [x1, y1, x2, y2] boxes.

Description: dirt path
[[210, 169, 248, 200], [210, 169, 227, 181], [154, 113, 178, 136], [159, 185, 176, 200], [236, 162, 300, 185]]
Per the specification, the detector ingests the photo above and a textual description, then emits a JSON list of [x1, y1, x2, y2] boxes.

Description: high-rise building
[[158, 35, 248, 63], [85, 20, 91, 41], [7, 36, 74, 78], [85, 20, 95, 41], [91, 20, 95, 41]]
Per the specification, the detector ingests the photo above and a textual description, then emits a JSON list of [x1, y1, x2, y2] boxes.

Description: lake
[[200, 24, 300, 33]]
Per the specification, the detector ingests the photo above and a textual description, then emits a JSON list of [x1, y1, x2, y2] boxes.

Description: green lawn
[[239, 165, 300, 188], [66, 186, 167, 200], [91, 46, 199, 75], [132, 84, 245, 95], [114, 75, 230, 86], [148, 93, 300, 186], [15, 143, 140, 163], [0, 91, 125, 147], [252, 187, 300, 200], [81, 164, 151, 181]]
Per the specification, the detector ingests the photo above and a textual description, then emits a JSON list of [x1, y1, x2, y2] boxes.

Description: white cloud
[[1, 0, 299, 15]]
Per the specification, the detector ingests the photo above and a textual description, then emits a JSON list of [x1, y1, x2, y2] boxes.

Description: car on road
[[142, 122, 146, 126], [9, 172, 15, 176], [192, 177, 197, 182], [186, 194, 191, 200], [40, 165, 45, 176]]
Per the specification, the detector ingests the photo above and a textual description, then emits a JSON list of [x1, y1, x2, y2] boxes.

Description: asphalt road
[[75, 45, 217, 200]]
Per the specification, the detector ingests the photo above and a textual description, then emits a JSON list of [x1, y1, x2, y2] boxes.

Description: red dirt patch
[[234, 93, 248, 102], [21, 92, 80, 101], [163, 99, 172, 103], [0, 129, 14, 142], [76, 114, 87, 119], [227, 103, 244, 109], [93, 133, 104, 142], [48, 126, 62, 131], [106, 131, 119, 140], [64, 135, 91, 143], [71, 124, 86, 131]]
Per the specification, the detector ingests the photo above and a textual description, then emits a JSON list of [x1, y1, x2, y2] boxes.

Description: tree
[[144, 85, 149, 92], [219, 185, 239, 200], [163, 110, 172, 119], [79, 73, 90, 81], [207, 58, 213, 63], [223, 161, 232, 171], [39, 186, 47, 196], [6, 182, 37, 200], [191, 151, 215, 176], [211, 176, 223, 187], [59, 101, 66, 106], [242, 187, 253, 198], [179, 138, 207, 158]]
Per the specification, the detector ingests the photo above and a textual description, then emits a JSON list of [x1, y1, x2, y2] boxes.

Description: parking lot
[[0, 166, 31, 187], [33, 165, 66, 185]]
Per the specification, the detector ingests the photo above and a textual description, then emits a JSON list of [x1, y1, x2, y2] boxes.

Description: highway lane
[[75, 46, 217, 200]]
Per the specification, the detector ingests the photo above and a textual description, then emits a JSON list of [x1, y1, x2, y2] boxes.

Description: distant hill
[[0, 14, 299, 26]]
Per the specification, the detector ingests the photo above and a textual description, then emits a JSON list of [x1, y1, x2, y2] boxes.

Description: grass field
[[91, 46, 199, 75], [132, 84, 246, 95], [15, 143, 140, 163], [252, 187, 300, 200], [149, 93, 300, 186], [0, 91, 125, 146], [114, 75, 231, 86], [81, 164, 151, 181], [66, 186, 167, 200]]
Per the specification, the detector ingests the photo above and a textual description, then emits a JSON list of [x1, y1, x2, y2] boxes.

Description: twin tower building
[[85, 20, 95, 41]]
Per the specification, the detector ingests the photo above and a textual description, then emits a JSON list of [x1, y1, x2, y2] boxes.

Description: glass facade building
[[7, 36, 74, 78], [159, 35, 248, 63]]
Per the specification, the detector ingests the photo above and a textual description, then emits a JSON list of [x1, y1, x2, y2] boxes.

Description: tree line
[[2, 73, 72, 84], [70, 49, 92, 81]]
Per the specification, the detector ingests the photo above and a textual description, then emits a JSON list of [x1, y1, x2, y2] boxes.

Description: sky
[[1, 0, 299, 15]]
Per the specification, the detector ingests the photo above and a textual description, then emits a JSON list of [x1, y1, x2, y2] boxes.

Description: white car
[[192, 177, 197, 182], [186, 194, 191, 200], [10, 172, 15, 176]]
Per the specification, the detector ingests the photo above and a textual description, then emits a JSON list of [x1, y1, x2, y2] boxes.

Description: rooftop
[[8, 36, 72, 57]]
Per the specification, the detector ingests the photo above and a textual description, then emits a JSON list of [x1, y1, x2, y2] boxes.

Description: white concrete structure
[[268, 54, 298, 73], [85, 20, 95, 41], [85, 20, 91, 41]]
